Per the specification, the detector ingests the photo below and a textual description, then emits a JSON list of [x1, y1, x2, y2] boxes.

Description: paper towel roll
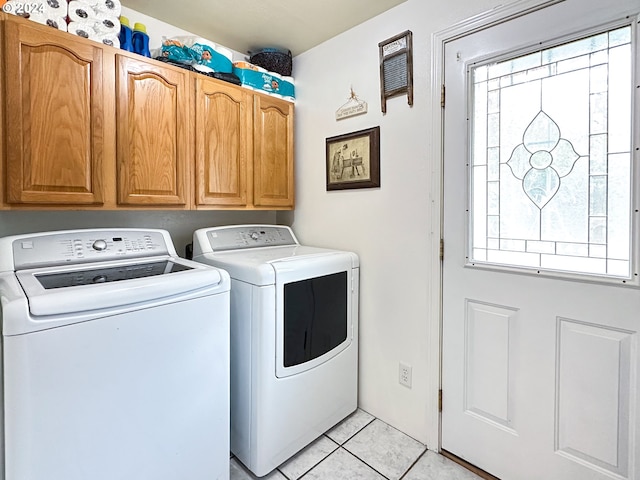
[[67, 21, 97, 39], [46, 15, 68, 31], [98, 33, 120, 48], [44, 0, 68, 16], [91, 0, 121, 16], [67, 1, 96, 23], [29, 13, 68, 31], [93, 13, 120, 34]]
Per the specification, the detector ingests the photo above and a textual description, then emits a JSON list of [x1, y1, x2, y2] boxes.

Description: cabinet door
[[4, 18, 104, 205], [116, 55, 190, 206], [253, 95, 294, 208], [195, 78, 250, 207]]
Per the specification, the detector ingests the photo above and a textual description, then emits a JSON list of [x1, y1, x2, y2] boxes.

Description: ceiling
[[120, 0, 408, 57]]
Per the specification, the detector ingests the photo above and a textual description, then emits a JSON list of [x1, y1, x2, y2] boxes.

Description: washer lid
[[15, 257, 225, 317]]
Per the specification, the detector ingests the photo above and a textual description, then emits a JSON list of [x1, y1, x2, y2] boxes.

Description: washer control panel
[[12, 230, 170, 270], [206, 225, 297, 252]]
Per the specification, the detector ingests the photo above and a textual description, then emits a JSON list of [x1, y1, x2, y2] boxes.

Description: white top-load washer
[[192, 225, 359, 477], [0, 228, 230, 480]]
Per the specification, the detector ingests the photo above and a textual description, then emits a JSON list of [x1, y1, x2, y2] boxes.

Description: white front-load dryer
[[192, 225, 359, 477]]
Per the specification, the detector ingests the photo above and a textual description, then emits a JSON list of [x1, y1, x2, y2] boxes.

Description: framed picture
[[326, 126, 380, 191]]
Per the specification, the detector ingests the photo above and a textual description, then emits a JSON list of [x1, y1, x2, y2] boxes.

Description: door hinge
[[439, 239, 444, 261], [440, 84, 446, 108], [438, 389, 443, 412]]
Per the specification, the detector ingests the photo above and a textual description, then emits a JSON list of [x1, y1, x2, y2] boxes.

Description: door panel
[[4, 19, 104, 205], [463, 300, 517, 432], [116, 55, 189, 206], [556, 319, 634, 477], [195, 77, 250, 207], [253, 95, 294, 208], [441, 1, 639, 479]]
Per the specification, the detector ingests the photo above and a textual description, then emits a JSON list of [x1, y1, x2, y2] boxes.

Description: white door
[[441, 1, 640, 479]]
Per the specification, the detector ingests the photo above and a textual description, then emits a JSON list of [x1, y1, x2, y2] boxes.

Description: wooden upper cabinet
[[253, 94, 294, 208], [195, 77, 251, 207], [116, 55, 190, 206], [4, 19, 104, 205], [1, 15, 294, 211]]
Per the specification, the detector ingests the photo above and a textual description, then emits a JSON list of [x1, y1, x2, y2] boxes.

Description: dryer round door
[[273, 252, 356, 378]]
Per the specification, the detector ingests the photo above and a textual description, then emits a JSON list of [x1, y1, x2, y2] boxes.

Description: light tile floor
[[230, 409, 483, 480]]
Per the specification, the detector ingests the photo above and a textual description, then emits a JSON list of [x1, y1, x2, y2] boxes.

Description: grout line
[[325, 415, 376, 446], [398, 449, 428, 479], [332, 412, 427, 480], [277, 466, 293, 480], [339, 446, 392, 480], [367, 417, 427, 448], [294, 446, 337, 479], [279, 437, 340, 480]]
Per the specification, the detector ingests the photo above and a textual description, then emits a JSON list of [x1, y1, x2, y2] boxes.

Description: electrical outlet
[[399, 362, 412, 388]]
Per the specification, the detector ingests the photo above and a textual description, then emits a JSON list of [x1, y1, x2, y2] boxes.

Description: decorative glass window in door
[[470, 25, 635, 282]]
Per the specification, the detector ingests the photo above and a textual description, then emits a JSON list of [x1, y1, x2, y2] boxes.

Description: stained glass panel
[[470, 25, 633, 279]]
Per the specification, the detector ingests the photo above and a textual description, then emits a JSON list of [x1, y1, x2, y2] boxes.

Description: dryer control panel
[[206, 225, 298, 252], [11, 230, 171, 270]]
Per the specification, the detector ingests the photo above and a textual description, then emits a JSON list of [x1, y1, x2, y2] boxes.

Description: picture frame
[[326, 126, 380, 191]]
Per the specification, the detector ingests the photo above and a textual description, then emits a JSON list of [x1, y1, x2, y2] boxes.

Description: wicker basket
[[249, 48, 292, 76]]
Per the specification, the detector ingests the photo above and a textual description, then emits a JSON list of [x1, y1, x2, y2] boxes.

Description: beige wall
[[285, 0, 502, 444]]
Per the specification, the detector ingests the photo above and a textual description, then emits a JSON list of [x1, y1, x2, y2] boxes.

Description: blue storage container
[[132, 22, 150, 57], [119, 16, 133, 52]]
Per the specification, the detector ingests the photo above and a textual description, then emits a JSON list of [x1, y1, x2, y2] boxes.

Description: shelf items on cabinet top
[[0, 13, 294, 211]]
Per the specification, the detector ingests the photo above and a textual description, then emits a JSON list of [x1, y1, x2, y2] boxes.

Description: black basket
[[249, 48, 292, 76]]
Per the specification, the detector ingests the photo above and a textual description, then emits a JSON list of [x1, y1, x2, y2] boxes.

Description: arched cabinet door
[[195, 77, 251, 207], [116, 55, 190, 206], [4, 19, 104, 205], [253, 94, 294, 208]]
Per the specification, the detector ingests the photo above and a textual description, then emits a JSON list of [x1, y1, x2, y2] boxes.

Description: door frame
[[426, 0, 567, 450]]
